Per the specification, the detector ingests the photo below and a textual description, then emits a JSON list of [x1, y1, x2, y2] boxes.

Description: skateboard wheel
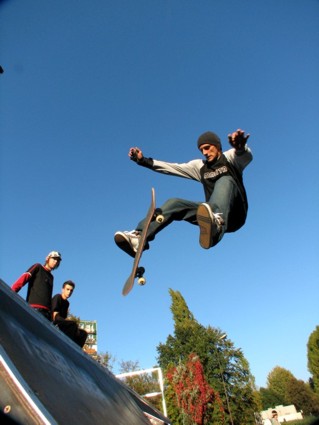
[[156, 214, 164, 223], [154, 208, 164, 223], [138, 277, 146, 286]]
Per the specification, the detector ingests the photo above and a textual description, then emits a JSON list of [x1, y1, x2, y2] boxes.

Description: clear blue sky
[[1, 0, 318, 388]]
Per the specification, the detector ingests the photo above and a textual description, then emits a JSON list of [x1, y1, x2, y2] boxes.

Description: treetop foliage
[[156, 289, 257, 425]]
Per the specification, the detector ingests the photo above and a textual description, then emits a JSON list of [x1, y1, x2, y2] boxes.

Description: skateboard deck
[[122, 188, 162, 296]]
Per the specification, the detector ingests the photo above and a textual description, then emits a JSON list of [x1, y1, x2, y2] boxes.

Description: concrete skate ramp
[[0, 279, 170, 424]]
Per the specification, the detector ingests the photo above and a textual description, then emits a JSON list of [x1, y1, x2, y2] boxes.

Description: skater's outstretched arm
[[128, 146, 203, 180], [128, 130, 252, 177], [128, 147, 155, 169]]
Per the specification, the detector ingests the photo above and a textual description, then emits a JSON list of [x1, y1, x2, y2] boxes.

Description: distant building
[[79, 320, 97, 356], [261, 405, 303, 423]]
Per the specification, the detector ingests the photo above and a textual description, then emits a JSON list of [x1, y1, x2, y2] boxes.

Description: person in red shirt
[[11, 251, 62, 320]]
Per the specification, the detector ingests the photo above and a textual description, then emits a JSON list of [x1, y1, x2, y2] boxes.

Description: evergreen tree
[[157, 289, 258, 425]]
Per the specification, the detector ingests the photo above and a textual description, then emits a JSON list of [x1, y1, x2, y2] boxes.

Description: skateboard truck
[[136, 266, 146, 286]]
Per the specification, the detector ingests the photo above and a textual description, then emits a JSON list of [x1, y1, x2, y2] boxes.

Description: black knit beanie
[[197, 131, 222, 150]]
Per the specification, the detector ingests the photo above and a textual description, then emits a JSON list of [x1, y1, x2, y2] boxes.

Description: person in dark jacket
[[115, 129, 252, 256], [11, 251, 62, 320], [52, 280, 87, 348]]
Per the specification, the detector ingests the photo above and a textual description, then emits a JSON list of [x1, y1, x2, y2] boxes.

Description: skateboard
[[122, 187, 163, 296]]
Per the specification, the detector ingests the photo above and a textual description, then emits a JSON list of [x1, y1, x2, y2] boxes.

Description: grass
[[286, 417, 319, 425]]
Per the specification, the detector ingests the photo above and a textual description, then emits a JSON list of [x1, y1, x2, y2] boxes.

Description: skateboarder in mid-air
[[115, 129, 252, 256]]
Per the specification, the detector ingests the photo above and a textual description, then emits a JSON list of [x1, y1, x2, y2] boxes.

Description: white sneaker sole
[[114, 232, 137, 258]]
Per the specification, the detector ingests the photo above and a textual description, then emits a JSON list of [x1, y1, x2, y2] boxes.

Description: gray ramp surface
[[0, 279, 170, 425]]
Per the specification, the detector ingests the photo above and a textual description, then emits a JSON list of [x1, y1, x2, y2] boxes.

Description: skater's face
[[199, 144, 221, 163], [62, 284, 74, 300]]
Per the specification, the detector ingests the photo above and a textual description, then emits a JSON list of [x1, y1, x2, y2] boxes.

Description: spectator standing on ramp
[[115, 129, 252, 256], [11, 251, 62, 320], [52, 280, 87, 348]]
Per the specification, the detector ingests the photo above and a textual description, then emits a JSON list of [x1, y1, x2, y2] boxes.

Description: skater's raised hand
[[228, 129, 250, 151], [129, 147, 144, 162]]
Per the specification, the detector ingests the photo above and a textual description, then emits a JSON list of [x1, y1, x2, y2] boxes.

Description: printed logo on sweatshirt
[[203, 166, 228, 180]]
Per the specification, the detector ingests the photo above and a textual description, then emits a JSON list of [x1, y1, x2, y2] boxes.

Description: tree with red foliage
[[167, 353, 224, 425], [157, 290, 259, 424]]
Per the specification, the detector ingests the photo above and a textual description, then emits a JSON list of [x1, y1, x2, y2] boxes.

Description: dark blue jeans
[[136, 175, 244, 247]]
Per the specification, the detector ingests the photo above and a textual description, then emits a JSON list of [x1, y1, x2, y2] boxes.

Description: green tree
[[119, 359, 140, 374], [308, 326, 319, 394], [118, 360, 163, 413], [96, 351, 116, 371], [68, 312, 80, 324], [262, 366, 319, 416], [259, 387, 283, 410], [285, 378, 319, 416], [267, 366, 295, 405], [157, 289, 258, 425]]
